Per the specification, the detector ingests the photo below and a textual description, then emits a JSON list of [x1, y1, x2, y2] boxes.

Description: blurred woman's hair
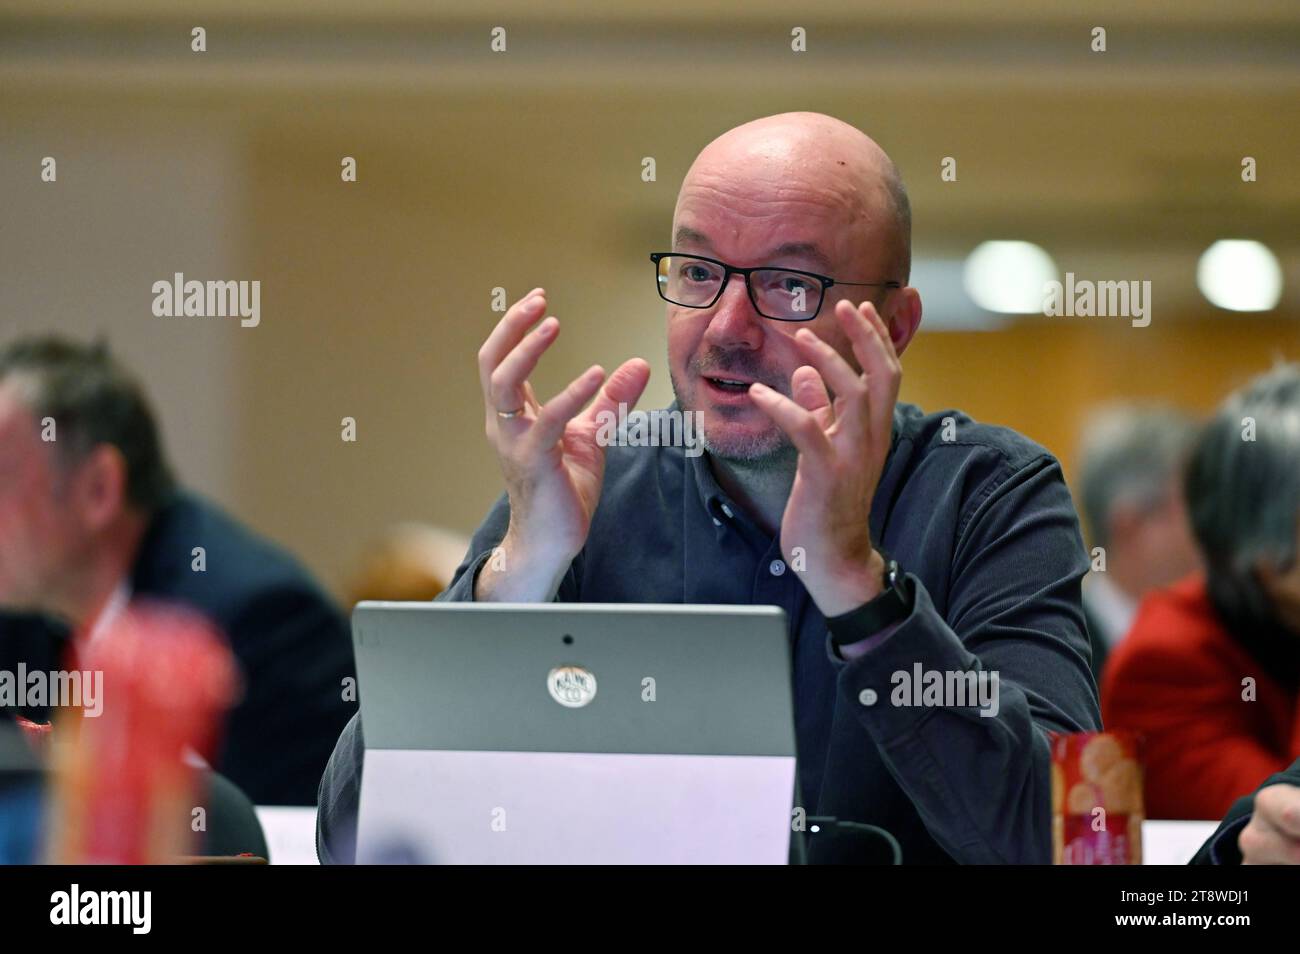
[[1185, 363, 1300, 631]]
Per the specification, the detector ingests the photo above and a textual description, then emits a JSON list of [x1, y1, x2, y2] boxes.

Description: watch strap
[[826, 557, 914, 645]]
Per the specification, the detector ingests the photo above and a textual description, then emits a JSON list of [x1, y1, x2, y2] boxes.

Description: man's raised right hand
[[474, 288, 650, 601]]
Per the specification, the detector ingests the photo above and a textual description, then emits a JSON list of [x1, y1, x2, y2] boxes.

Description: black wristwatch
[[826, 556, 914, 646]]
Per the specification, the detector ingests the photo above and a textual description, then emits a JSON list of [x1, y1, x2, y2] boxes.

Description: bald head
[[674, 112, 911, 283], [664, 112, 922, 465]]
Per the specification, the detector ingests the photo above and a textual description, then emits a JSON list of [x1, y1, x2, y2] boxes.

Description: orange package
[[1051, 731, 1144, 865]]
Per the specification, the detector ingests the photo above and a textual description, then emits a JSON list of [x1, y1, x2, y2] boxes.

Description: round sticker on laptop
[[547, 665, 597, 708]]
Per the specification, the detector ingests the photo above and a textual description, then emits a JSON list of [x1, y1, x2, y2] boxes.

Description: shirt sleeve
[[1190, 757, 1300, 864], [823, 454, 1100, 864], [835, 621, 903, 660], [316, 711, 364, 865], [435, 492, 582, 604]]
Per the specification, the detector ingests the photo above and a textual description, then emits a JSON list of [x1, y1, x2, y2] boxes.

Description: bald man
[[318, 112, 1099, 864]]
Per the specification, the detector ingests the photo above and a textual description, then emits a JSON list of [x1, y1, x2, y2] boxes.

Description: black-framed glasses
[[650, 251, 900, 322]]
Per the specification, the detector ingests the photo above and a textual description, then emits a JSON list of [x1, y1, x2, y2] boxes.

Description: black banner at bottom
[[0, 863, 1286, 940]]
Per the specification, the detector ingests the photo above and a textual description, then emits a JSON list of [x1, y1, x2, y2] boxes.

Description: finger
[[1258, 784, 1300, 840], [792, 328, 870, 442], [477, 289, 547, 395], [836, 299, 899, 443], [836, 299, 898, 385], [488, 315, 560, 414], [578, 357, 652, 427], [747, 381, 832, 461], [522, 380, 540, 413], [792, 327, 863, 400], [533, 365, 606, 447], [1239, 816, 1300, 865], [860, 296, 900, 364], [790, 365, 835, 430], [790, 364, 830, 412]]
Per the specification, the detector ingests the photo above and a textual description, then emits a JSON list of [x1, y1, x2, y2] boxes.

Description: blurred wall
[[2, 4, 1298, 599], [904, 318, 1300, 485], [0, 107, 242, 506]]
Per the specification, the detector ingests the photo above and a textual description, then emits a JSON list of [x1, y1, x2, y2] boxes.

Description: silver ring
[[496, 407, 526, 419]]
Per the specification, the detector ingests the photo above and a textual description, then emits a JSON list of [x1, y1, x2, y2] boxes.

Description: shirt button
[[769, 559, 786, 576], [720, 504, 734, 519]]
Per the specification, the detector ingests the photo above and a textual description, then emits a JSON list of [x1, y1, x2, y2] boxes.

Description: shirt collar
[[1082, 571, 1138, 647], [81, 578, 132, 650], [688, 448, 733, 527]]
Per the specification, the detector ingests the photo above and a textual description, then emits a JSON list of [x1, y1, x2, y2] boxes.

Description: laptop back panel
[[353, 602, 795, 864]]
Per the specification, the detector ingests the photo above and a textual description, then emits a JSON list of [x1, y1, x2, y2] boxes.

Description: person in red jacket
[[1102, 364, 1300, 820]]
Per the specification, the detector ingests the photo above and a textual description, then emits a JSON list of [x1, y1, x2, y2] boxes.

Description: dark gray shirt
[[318, 401, 1100, 864]]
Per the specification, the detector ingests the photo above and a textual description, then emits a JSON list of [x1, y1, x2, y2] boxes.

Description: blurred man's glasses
[[650, 251, 900, 322]]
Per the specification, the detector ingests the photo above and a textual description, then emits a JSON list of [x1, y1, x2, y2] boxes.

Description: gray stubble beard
[[669, 367, 798, 473]]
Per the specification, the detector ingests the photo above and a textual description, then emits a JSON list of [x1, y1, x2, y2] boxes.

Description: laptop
[[351, 601, 796, 864]]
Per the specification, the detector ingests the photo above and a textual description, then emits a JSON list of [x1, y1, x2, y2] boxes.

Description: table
[[1140, 820, 1218, 865], [252, 808, 1221, 865], [254, 806, 319, 865]]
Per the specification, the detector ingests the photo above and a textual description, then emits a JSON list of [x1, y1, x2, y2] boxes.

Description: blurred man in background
[[0, 336, 357, 805], [1074, 406, 1201, 680], [1103, 365, 1300, 819]]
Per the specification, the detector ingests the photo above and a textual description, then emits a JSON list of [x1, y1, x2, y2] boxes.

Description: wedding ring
[[496, 407, 526, 419]]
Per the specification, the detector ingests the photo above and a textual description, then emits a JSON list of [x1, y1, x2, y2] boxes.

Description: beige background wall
[[0, 109, 243, 505], [2, 2, 1298, 599]]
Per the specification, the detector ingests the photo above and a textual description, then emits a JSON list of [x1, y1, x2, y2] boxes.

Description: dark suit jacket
[[1, 490, 357, 805], [1192, 757, 1300, 864], [0, 612, 68, 723]]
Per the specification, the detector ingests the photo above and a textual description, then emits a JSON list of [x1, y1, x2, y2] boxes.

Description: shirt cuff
[[1206, 813, 1251, 865], [825, 571, 922, 662], [836, 621, 904, 660], [825, 578, 988, 740], [438, 549, 496, 603]]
